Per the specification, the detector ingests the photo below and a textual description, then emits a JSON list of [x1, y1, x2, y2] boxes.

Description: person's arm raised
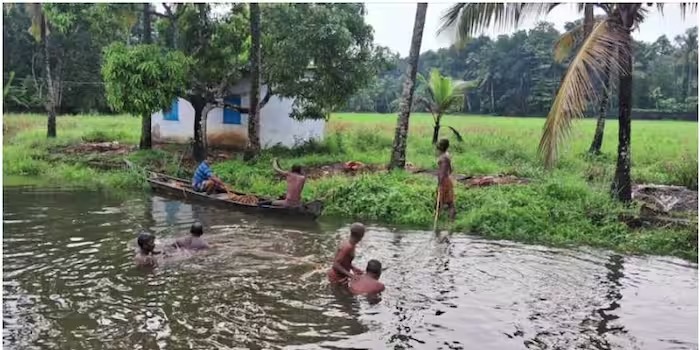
[[272, 158, 289, 176]]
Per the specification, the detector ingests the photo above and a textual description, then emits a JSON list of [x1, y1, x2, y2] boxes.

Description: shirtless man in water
[[436, 138, 456, 221], [172, 221, 210, 251], [327, 223, 365, 285], [271, 158, 306, 208], [134, 232, 161, 268], [349, 259, 385, 295]]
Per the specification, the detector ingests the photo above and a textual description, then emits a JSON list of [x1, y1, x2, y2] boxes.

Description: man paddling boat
[[270, 158, 306, 208]]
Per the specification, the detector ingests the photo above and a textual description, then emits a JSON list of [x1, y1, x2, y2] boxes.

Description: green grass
[[4, 112, 698, 260]]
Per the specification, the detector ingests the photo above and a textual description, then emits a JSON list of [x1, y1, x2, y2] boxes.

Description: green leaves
[[417, 68, 465, 117], [101, 43, 193, 117], [262, 4, 389, 120]]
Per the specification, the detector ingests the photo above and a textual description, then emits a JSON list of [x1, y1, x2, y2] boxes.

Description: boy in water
[[192, 155, 226, 194], [349, 259, 385, 295], [172, 221, 210, 250], [134, 232, 160, 268], [436, 138, 456, 221], [327, 223, 365, 285], [271, 158, 306, 208]]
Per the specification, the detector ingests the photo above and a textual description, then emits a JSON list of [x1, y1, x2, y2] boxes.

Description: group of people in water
[[134, 221, 384, 295], [134, 138, 456, 297]]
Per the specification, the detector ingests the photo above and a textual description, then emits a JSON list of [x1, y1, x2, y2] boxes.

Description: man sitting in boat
[[349, 259, 385, 295], [270, 158, 306, 208], [192, 156, 225, 194], [171, 221, 210, 250]]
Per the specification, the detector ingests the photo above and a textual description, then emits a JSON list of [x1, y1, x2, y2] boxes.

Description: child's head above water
[[350, 222, 365, 243], [366, 259, 382, 278], [190, 221, 204, 237], [137, 232, 156, 252]]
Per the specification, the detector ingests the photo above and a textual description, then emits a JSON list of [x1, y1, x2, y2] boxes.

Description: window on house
[[223, 95, 242, 125], [163, 99, 179, 121]]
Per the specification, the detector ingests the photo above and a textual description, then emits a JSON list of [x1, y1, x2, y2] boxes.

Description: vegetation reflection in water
[[2, 187, 697, 350]]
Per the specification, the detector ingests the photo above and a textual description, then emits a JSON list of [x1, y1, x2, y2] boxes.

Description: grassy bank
[[4, 113, 698, 260]]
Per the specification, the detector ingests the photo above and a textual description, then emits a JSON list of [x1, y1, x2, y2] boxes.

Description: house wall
[[151, 97, 195, 144], [151, 78, 325, 149]]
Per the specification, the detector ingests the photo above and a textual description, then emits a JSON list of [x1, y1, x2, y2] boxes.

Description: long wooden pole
[[433, 187, 441, 231]]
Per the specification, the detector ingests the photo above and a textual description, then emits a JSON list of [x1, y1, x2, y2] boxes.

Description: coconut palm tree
[[24, 3, 58, 138], [674, 27, 698, 102], [417, 68, 466, 144], [388, 3, 428, 170], [439, 3, 696, 202]]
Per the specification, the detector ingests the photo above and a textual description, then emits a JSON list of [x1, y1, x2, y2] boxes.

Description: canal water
[[3, 186, 698, 349]]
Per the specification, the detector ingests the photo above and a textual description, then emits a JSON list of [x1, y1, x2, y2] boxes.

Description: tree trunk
[[583, 4, 594, 38], [588, 67, 612, 155], [244, 3, 262, 161], [490, 80, 495, 113], [42, 13, 56, 138], [140, 112, 152, 149], [432, 114, 441, 145], [686, 53, 692, 102], [142, 3, 152, 44], [137, 3, 153, 150], [388, 3, 427, 170], [611, 32, 633, 203], [191, 95, 207, 162]]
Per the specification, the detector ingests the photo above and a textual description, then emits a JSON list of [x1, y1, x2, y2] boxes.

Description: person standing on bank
[[436, 138, 456, 221]]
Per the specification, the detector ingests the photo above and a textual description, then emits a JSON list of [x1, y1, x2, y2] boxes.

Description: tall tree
[[245, 3, 262, 160], [388, 3, 427, 170], [101, 43, 192, 150], [176, 3, 250, 161], [140, 2, 153, 148], [24, 4, 58, 137], [260, 4, 387, 120], [439, 3, 696, 202], [141, 3, 152, 44]]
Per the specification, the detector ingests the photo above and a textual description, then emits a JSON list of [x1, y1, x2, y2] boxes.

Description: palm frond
[[679, 3, 698, 19], [417, 72, 436, 105], [553, 15, 607, 63], [438, 3, 556, 43], [442, 125, 464, 142], [539, 19, 629, 168]]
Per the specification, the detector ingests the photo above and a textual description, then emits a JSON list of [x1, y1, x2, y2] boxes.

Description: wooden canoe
[[146, 172, 324, 220]]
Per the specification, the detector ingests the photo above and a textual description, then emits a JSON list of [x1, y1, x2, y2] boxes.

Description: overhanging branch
[[211, 98, 250, 114], [258, 85, 273, 109]]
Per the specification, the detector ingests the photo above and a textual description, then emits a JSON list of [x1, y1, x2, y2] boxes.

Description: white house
[[151, 78, 325, 149]]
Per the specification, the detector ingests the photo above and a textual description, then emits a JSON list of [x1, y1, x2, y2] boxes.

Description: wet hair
[[366, 259, 382, 276], [437, 139, 450, 152], [350, 222, 365, 240], [137, 232, 155, 250], [190, 221, 203, 237], [291, 164, 302, 174]]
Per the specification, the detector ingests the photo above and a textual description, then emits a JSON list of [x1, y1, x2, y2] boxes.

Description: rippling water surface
[[3, 186, 698, 349]]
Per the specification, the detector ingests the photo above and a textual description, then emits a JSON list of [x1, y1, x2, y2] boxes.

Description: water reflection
[[3, 187, 698, 350]]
